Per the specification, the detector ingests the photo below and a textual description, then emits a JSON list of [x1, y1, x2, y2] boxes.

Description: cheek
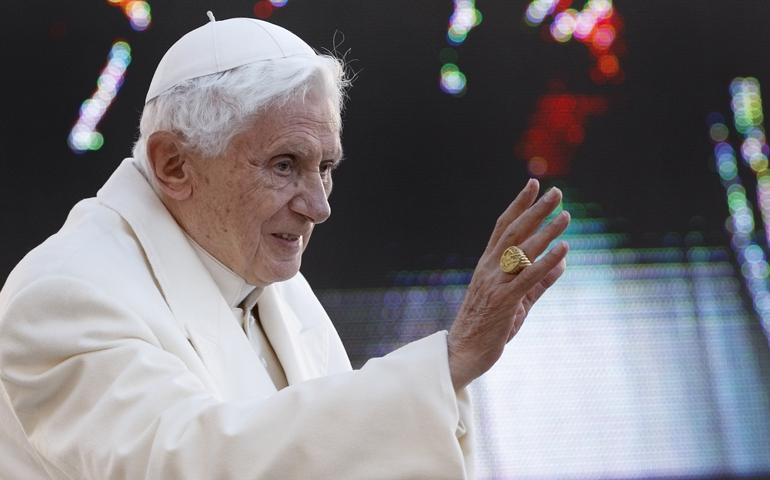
[[234, 180, 280, 216], [302, 226, 315, 251], [234, 188, 293, 235]]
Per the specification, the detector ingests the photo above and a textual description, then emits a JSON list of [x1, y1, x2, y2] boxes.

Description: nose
[[289, 173, 331, 224]]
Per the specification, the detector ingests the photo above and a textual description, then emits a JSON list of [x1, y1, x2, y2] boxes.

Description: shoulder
[[0, 198, 154, 322]]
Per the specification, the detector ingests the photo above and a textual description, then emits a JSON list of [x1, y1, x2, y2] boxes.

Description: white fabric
[[0, 158, 475, 479], [187, 238, 287, 389], [187, 235, 256, 309], [241, 304, 290, 390], [146, 16, 316, 102]]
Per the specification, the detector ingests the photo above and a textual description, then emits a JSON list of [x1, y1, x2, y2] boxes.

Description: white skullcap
[[145, 12, 316, 103]]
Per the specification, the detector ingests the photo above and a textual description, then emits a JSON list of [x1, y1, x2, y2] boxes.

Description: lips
[[276, 233, 300, 241]]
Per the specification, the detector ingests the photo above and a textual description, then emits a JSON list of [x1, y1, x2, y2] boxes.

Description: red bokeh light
[[553, 0, 574, 13], [535, 5, 626, 85], [558, 95, 577, 111], [515, 82, 608, 178], [598, 55, 619, 75], [565, 125, 585, 144], [592, 25, 616, 50], [527, 127, 550, 144], [515, 4, 623, 177], [254, 1, 273, 19]]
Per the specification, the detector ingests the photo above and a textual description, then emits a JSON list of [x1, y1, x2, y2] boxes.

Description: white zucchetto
[[145, 13, 316, 103]]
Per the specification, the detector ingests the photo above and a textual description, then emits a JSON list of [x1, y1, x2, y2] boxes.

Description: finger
[[492, 186, 563, 259], [507, 241, 569, 297], [485, 179, 539, 254], [506, 258, 567, 342], [518, 209, 571, 261], [522, 257, 567, 308]]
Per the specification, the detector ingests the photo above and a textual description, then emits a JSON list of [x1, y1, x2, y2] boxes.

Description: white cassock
[[0, 158, 475, 479]]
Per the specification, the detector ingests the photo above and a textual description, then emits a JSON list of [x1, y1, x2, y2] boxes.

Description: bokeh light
[[709, 123, 729, 142], [254, 1, 273, 19], [515, 81, 609, 177], [731, 77, 763, 134], [710, 109, 770, 341], [524, 0, 625, 85], [551, 10, 577, 42], [725, 80, 770, 340], [439, 64, 467, 96], [529, 157, 548, 176], [251, 0, 288, 19], [440, 0, 480, 95], [729, 79, 770, 253], [446, 0, 482, 46], [525, 0, 560, 27], [68, 41, 131, 154], [107, 1, 151, 31], [598, 54, 619, 75]]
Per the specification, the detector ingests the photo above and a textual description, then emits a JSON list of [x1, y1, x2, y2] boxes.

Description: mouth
[[273, 233, 301, 242]]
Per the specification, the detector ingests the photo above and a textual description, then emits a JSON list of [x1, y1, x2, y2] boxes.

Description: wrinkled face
[[183, 97, 342, 287]]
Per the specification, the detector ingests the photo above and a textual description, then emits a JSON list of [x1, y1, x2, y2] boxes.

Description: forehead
[[239, 99, 342, 159]]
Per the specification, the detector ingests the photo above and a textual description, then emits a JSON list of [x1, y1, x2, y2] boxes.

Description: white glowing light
[[713, 137, 770, 342], [447, 0, 481, 46], [441, 0, 480, 95], [107, 1, 152, 31], [551, 10, 578, 42], [730, 79, 770, 253], [574, 11, 598, 39], [68, 41, 131, 153], [440, 64, 467, 95], [128, 2, 151, 31], [525, 0, 560, 26]]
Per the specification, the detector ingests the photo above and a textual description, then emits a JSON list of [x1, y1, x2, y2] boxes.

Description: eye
[[319, 161, 337, 178], [273, 158, 294, 175]]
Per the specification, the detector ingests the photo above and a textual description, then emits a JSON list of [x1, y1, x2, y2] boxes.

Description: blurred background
[[1, 1, 769, 479]]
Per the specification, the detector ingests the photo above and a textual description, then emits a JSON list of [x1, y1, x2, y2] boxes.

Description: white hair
[[132, 53, 350, 185]]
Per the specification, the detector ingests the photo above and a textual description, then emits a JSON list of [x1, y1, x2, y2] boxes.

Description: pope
[[0, 14, 569, 479]]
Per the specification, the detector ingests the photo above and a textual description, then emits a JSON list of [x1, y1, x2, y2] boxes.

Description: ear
[[146, 131, 194, 201]]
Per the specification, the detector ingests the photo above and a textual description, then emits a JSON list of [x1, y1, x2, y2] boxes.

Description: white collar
[[185, 235, 259, 309]]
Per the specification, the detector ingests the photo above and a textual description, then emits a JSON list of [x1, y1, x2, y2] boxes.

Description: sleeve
[[0, 276, 474, 480]]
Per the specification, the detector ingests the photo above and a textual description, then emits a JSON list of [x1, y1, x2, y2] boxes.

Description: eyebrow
[[280, 140, 343, 164], [329, 147, 344, 164]]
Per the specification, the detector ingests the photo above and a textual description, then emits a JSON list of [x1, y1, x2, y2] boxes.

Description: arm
[[0, 276, 470, 479]]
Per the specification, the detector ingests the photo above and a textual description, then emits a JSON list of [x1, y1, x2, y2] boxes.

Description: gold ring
[[500, 246, 532, 274]]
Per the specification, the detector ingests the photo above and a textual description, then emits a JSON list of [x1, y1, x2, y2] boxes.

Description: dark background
[[1, 0, 768, 289]]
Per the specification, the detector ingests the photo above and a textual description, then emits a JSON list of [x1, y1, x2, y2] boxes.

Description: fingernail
[[552, 211, 567, 225], [544, 187, 561, 200]]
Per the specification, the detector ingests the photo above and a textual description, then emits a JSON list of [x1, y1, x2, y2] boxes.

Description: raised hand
[[447, 179, 570, 391]]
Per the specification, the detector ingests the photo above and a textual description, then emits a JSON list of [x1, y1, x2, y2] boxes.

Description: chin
[[252, 261, 301, 286]]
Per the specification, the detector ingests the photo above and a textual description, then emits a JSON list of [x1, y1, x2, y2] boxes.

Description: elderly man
[[0, 15, 569, 479]]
